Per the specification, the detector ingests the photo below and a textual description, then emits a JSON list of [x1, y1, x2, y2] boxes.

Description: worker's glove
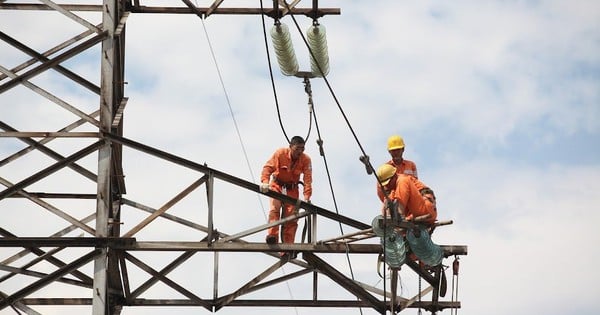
[[259, 183, 270, 193]]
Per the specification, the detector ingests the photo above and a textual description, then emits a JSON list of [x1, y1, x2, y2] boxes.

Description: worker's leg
[[266, 197, 282, 242], [281, 205, 298, 244], [396, 175, 437, 225], [281, 189, 300, 244]]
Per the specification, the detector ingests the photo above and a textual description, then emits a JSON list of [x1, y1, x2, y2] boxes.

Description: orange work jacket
[[261, 147, 312, 200], [377, 159, 418, 202], [390, 175, 436, 225]]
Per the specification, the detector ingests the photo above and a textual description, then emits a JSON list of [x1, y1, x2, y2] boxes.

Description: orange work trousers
[[266, 184, 299, 244]]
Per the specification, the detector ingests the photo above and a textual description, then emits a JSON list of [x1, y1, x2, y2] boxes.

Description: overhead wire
[[260, 10, 290, 143], [195, 4, 300, 312], [278, 3, 376, 169], [255, 1, 300, 312], [272, 1, 388, 313], [199, 0, 392, 312], [196, 11, 270, 219], [187, 1, 420, 314], [266, 0, 312, 143], [261, 2, 312, 144], [308, 80, 364, 315], [272, 1, 402, 313]]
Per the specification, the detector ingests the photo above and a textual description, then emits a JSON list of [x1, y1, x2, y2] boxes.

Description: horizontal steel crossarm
[[0, 249, 102, 310], [104, 132, 371, 230], [0, 132, 99, 138], [0, 238, 468, 256], [127, 242, 468, 256], [14, 298, 460, 309], [0, 3, 340, 16], [0, 237, 135, 247]]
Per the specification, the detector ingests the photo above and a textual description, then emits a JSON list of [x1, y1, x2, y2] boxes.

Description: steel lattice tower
[[0, 1, 467, 314]]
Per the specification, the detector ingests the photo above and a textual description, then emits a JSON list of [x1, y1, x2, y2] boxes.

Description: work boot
[[266, 235, 277, 244]]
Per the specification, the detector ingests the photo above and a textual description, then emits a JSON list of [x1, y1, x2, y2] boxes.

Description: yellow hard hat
[[376, 164, 397, 186], [387, 135, 405, 151]]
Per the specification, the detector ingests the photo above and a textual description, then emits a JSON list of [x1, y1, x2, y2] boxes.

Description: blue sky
[[1, 1, 599, 315]]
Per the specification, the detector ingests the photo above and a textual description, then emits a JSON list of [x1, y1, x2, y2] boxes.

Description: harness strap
[[301, 217, 308, 243], [274, 177, 301, 190]]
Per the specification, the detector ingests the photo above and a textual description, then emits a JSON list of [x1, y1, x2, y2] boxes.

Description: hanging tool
[[451, 256, 460, 315]]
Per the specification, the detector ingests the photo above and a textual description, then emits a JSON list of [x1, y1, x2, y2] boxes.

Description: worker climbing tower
[[0, 1, 466, 314]]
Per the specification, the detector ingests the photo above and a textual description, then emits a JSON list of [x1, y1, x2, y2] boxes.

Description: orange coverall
[[261, 147, 312, 243], [377, 159, 418, 202], [383, 174, 436, 226]]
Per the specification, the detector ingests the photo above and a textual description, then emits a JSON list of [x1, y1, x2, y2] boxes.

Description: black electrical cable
[[259, 1, 290, 143], [260, 1, 313, 145], [309, 81, 363, 315], [279, 2, 398, 313]]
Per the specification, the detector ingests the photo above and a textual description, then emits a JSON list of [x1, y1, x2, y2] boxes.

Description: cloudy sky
[[1, 0, 599, 315]]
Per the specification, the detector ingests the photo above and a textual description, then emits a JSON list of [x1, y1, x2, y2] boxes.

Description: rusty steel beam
[[0, 3, 340, 17], [0, 32, 107, 94], [0, 141, 103, 200], [0, 249, 102, 310]]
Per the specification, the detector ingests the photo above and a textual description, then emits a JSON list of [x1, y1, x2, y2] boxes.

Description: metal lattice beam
[[0, 1, 467, 314]]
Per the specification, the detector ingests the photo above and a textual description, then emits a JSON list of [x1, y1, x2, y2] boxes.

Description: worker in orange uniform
[[376, 163, 436, 226], [377, 135, 419, 202], [260, 136, 312, 245]]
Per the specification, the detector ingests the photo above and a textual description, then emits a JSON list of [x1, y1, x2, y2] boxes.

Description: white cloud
[[1, 0, 599, 314]]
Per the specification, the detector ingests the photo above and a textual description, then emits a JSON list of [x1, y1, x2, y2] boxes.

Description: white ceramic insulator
[[307, 24, 330, 77], [270, 23, 299, 76]]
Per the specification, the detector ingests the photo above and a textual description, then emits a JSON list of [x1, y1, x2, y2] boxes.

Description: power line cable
[[195, 7, 299, 313], [277, 1, 397, 312], [307, 77, 364, 315], [257, 2, 300, 312]]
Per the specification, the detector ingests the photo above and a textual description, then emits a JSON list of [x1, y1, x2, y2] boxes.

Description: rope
[[269, 1, 413, 313], [197, 12, 265, 222], [195, 3, 300, 311], [309, 78, 363, 315], [279, 2, 375, 169], [263, 6, 314, 144], [193, 1, 422, 315], [201, 1, 412, 314], [302, 76, 314, 143], [260, 4, 289, 143], [257, 3, 299, 312], [275, 1, 399, 313], [451, 256, 460, 315]]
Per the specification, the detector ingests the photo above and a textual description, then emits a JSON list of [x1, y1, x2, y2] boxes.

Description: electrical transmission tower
[[0, 1, 467, 314]]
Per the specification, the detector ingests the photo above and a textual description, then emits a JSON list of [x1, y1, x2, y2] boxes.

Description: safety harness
[[274, 177, 303, 190]]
